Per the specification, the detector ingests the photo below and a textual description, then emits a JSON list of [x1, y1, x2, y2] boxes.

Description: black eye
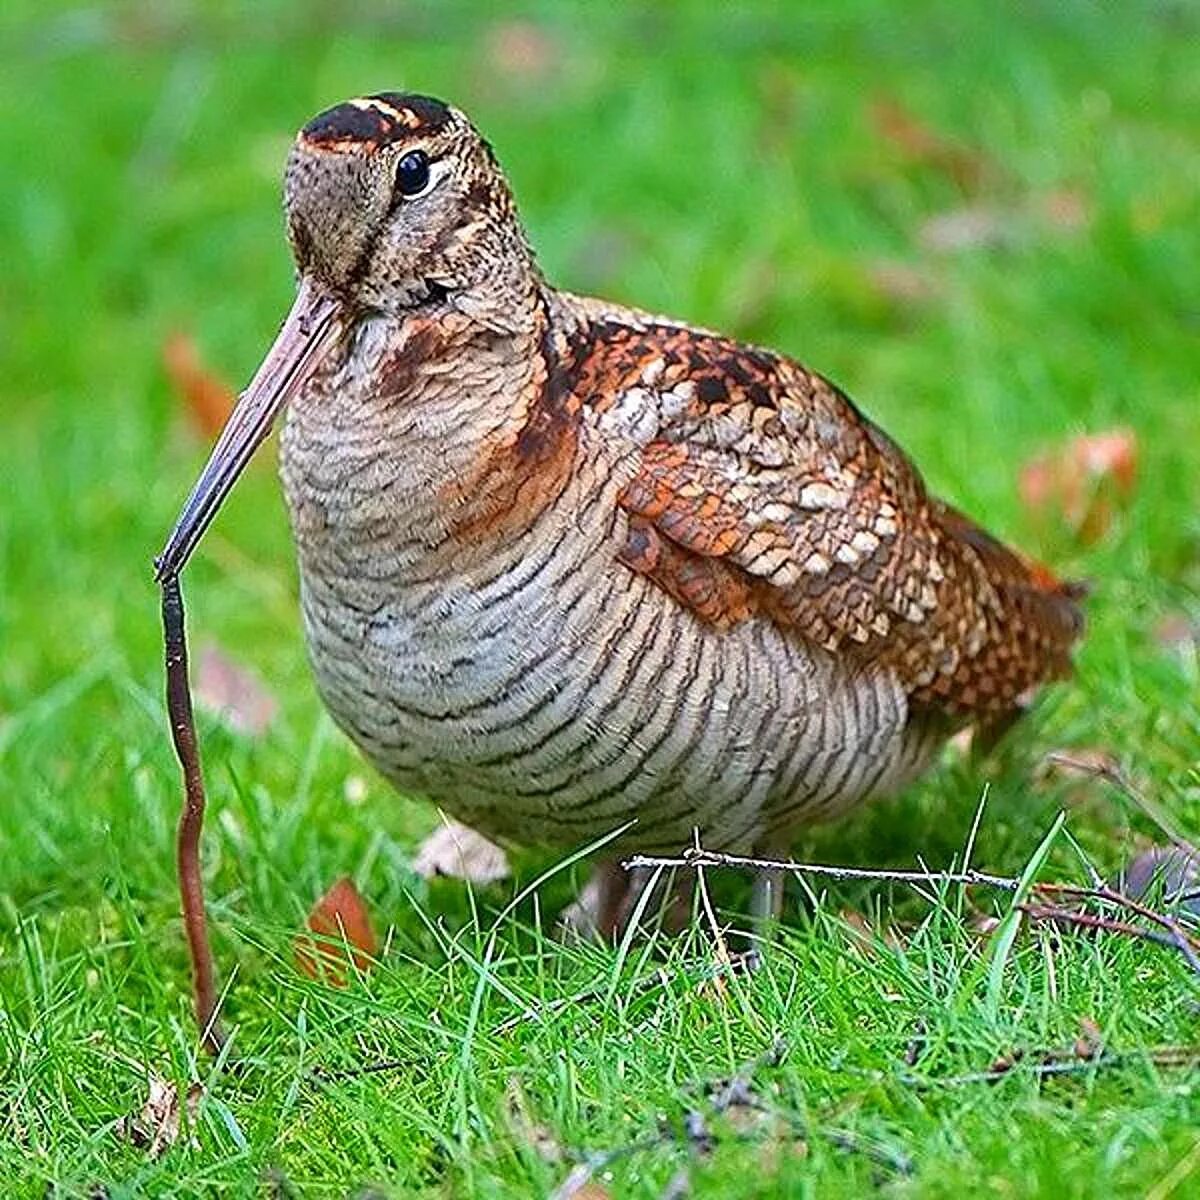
[[395, 150, 431, 198]]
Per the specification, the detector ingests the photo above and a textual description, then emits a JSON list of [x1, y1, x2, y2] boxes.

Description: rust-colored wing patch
[[577, 319, 1083, 718], [619, 513, 758, 629]]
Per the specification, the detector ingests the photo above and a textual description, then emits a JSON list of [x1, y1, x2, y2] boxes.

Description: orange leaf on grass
[[162, 331, 235, 439], [295, 877, 377, 985], [870, 96, 990, 192], [1018, 428, 1138, 543]]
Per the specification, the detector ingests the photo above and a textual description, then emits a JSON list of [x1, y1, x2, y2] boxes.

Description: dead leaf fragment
[[1019, 428, 1138, 542], [413, 821, 510, 885], [970, 912, 1001, 937], [866, 259, 936, 305], [1039, 187, 1091, 232], [870, 97, 989, 191], [195, 643, 278, 737], [840, 908, 877, 957], [162, 332, 235, 439], [295, 877, 377, 985], [987, 1049, 1024, 1077], [118, 1073, 201, 1159]]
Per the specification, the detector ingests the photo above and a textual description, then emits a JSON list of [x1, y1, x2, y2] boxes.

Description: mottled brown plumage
[[159, 93, 1084, 937]]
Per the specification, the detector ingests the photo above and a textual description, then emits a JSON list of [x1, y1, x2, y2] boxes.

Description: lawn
[[1, 1, 1198, 1195]]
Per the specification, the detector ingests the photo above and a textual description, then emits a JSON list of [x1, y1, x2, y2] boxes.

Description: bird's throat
[[279, 297, 578, 581]]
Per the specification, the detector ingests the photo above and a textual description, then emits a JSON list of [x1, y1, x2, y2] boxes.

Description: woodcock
[[158, 93, 1084, 935]]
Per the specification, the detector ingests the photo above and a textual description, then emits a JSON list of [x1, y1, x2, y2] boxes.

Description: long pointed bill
[[155, 277, 343, 581]]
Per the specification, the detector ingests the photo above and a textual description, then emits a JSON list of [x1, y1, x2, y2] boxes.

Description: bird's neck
[[280, 282, 583, 579]]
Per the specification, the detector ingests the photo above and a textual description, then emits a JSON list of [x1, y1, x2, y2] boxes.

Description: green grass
[[2, 1, 1199, 1195]]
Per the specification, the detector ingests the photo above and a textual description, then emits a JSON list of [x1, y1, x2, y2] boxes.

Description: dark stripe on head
[[301, 93, 452, 149], [369, 93, 451, 131]]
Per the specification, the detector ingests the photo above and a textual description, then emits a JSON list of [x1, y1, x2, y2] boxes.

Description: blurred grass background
[[1, 1, 1198, 1196]]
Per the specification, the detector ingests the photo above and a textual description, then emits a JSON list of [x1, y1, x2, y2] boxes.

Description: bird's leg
[[611, 865, 699, 939], [659, 868, 697, 935], [560, 861, 697, 942], [749, 842, 788, 929], [558, 857, 633, 942]]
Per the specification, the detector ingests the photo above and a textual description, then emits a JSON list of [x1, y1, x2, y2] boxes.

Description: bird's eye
[[395, 150, 432, 198]]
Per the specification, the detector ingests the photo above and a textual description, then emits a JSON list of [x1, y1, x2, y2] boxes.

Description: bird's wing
[[572, 316, 1083, 718]]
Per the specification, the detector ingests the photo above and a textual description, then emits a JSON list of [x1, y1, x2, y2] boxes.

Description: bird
[[158, 92, 1085, 938]]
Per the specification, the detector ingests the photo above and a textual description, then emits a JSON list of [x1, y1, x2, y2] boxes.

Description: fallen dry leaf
[[870, 97, 989, 192], [839, 907, 906, 955], [1019, 428, 1138, 543], [295, 877, 377, 985], [1038, 186, 1091, 232], [865, 259, 937, 306], [970, 912, 1001, 938], [757, 1133, 809, 1174], [413, 821, 511, 885], [118, 1073, 201, 1159], [987, 1049, 1024, 1077], [195, 643, 278, 737], [840, 908, 877, 958], [756, 62, 803, 149], [162, 331, 235, 440]]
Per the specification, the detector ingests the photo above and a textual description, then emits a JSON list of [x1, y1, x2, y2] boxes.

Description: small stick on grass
[[630, 841, 1200, 981], [624, 845, 1023, 891], [161, 573, 225, 1055], [1023, 881, 1200, 983]]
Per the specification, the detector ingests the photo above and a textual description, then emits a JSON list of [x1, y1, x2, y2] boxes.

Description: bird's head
[[285, 93, 528, 312], [157, 92, 532, 579]]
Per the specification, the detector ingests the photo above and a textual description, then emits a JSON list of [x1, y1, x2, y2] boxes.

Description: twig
[[1019, 903, 1183, 952], [161, 574, 225, 1056], [1026, 880, 1200, 983], [909, 1044, 1200, 1087], [627, 839, 1200, 983], [692, 829, 733, 969], [1045, 751, 1196, 854], [624, 845, 1022, 891], [551, 1035, 912, 1195]]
